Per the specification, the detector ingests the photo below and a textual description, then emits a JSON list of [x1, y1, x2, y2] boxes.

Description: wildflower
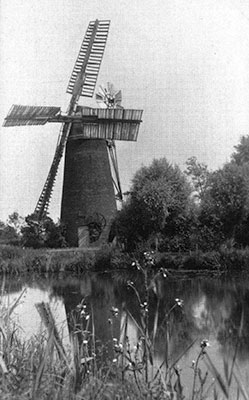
[[127, 280, 134, 287], [191, 360, 196, 368], [144, 251, 156, 266], [113, 338, 118, 343], [140, 302, 148, 313], [83, 340, 88, 345], [114, 343, 123, 353], [160, 267, 168, 278], [201, 339, 210, 348], [79, 304, 87, 316], [175, 298, 184, 307], [110, 306, 119, 317], [112, 358, 117, 363], [200, 339, 210, 350], [77, 302, 86, 311], [85, 314, 90, 320], [131, 260, 141, 269]]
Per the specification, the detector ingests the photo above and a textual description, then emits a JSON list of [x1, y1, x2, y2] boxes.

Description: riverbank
[[1, 244, 249, 275]]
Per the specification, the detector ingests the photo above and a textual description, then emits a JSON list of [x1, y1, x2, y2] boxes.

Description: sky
[[1, 0, 249, 221]]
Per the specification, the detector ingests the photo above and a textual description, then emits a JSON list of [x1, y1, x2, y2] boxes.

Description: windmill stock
[[3, 19, 143, 248]]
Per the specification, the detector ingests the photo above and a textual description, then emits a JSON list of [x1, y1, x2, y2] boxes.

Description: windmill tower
[[3, 20, 143, 248]]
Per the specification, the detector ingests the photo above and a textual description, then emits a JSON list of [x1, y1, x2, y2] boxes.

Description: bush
[[21, 215, 67, 249]]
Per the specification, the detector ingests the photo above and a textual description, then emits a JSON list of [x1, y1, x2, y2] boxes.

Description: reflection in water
[[1, 284, 69, 345], [2, 271, 249, 394]]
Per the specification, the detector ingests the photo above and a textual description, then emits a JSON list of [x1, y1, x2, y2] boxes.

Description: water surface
[[3, 270, 249, 396]]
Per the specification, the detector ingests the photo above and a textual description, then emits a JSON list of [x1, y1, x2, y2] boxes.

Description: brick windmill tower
[[3, 20, 143, 248]]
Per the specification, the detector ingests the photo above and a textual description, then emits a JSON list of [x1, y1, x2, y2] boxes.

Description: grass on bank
[[2, 243, 249, 275], [0, 245, 97, 274]]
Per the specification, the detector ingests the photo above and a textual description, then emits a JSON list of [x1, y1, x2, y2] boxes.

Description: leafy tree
[[115, 158, 191, 250], [0, 222, 20, 245], [184, 156, 210, 201], [199, 162, 249, 246], [231, 135, 249, 165], [21, 214, 67, 249], [7, 212, 25, 234], [0, 212, 24, 245]]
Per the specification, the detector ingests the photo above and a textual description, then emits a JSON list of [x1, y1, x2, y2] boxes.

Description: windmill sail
[[34, 121, 73, 219], [67, 20, 110, 98], [34, 19, 110, 220], [70, 108, 143, 141], [3, 105, 61, 127]]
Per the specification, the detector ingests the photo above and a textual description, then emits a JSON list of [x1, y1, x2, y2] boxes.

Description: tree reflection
[[49, 271, 249, 365]]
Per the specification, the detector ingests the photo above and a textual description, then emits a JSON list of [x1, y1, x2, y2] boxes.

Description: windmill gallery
[[3, 20, 143, 249]]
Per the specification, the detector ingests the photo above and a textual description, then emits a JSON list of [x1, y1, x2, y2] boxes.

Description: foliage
[[199, 162, 249, 246], [231, 135, 249, 165], [0, 245, 100, 274], [0, 212, 23, 246], [185, 156, 210, 201], [7, 211, 25, 234], [21, 214, 67, 249], [0, 224, 20, 246], [115, 158, 191, 251]]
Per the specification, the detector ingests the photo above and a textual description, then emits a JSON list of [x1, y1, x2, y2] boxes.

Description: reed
[[0, 259, 248, 399]]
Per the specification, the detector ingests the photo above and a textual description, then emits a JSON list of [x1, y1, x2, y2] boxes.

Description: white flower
[[111, 306, 119, 317], [175, 298, 184, 307], [200, 339, 210, 349]]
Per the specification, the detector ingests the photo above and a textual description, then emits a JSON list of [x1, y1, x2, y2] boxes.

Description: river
[[3, 269, 249, 397]]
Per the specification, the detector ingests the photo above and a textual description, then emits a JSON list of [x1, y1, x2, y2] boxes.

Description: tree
[[231, 135, 249, 165], [115, 158, 191, 250], [0, 222, 20, 245], [7, 212, 25, 235], [0, 212, 24, 245], [184, 156, 210, 201], [199, 162, 249, 246], [21, 214, 67, 249]]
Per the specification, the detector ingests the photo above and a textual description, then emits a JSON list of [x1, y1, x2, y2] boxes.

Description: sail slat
[[3, 105, 61, 127], [67, 20, 110, 98]]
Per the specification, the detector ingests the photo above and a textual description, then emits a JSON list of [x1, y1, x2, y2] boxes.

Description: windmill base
[[61, 136, 117, 248]]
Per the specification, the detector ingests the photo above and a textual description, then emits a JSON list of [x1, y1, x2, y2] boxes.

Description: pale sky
[[1, 0, 249, 221]]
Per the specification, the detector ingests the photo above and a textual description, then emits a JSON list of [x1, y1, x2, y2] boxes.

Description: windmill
[[3, 19, 143, 248]]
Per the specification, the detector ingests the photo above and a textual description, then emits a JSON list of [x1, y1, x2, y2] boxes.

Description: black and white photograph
[[1, 1, 249, 398]]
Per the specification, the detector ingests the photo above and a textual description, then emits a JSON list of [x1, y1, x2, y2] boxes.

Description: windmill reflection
[[3, 271, 249, 371]]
